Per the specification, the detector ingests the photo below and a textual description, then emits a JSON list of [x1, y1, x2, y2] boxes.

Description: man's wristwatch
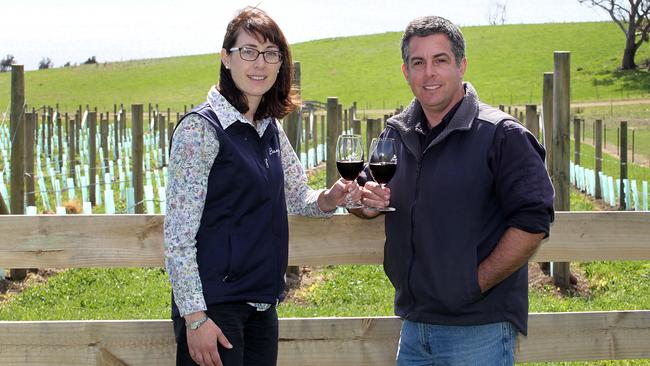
[[186, 315, 209, 331]]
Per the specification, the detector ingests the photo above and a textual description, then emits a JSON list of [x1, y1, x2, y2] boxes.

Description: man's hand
[[350, 181, 391, 218], [185, 312, 232, 366]]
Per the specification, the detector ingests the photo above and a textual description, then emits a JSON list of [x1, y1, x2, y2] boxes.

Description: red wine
[[336, 160, 364, 181], [369, 162, 396, 184]]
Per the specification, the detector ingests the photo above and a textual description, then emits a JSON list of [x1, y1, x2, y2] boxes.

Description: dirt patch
[[284, 266, 326, 305], [0, 269, 62, 304], [284, 263, 592, 304], [528, 262, 591, 298]]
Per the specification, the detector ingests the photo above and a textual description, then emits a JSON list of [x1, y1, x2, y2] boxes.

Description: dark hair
[[400, 16, 465, 67], [218, 7, 299, 120]]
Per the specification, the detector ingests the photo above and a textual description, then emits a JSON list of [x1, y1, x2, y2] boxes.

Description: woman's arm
[[164, 114, 219, 317]]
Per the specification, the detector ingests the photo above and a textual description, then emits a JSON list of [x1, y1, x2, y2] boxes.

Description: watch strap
[[187, 315, 209, 331]]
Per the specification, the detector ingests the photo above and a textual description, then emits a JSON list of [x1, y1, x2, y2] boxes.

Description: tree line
[[0, 55, 99, 72]]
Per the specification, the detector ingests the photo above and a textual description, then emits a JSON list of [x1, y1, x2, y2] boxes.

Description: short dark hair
[[400, 16, 465, 67], [218, 7, 299, 120]]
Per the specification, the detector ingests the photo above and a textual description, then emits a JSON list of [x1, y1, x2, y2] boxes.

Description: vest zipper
[[406, 160, 423, 315]]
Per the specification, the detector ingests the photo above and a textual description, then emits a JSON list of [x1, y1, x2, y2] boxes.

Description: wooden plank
[[0, 320, 175, 366], [519, 311, 650, 362], [0, 215, 164, 268], [1, 212, 650, 268], [1, 312, 649, 365]]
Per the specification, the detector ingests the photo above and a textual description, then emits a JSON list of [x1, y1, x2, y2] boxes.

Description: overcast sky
[[2, 0, 610, 70]]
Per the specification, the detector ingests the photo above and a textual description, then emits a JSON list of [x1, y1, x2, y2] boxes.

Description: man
[[355, 16, 555, 365]]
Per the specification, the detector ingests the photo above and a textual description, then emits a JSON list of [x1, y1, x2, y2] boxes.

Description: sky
[[2, 0, 611, 70]]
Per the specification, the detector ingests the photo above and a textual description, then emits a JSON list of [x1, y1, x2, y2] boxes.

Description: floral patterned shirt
[[164, 86, 332, 317]]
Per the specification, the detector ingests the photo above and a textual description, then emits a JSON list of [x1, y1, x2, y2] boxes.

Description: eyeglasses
[[228, 47, 283, 64]]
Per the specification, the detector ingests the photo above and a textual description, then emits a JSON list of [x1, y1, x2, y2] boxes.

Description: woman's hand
[[185, 312, 232, 366], [319, 178, 361, 212]]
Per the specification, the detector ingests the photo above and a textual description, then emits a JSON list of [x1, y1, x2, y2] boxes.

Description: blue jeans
[[396, 320, 517, 366]]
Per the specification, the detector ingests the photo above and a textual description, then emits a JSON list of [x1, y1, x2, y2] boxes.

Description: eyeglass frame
[[228, 47, 283, 64]]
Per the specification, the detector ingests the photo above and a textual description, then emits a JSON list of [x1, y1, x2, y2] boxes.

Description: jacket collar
[[206, 85, 273, 137], [387, 82, 480, 158]]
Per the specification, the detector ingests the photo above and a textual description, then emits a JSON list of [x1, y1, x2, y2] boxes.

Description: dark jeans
[[174, 302, 278, 366]]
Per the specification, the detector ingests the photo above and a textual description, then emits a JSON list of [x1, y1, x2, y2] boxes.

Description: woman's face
[[221, 30, 283, 105]]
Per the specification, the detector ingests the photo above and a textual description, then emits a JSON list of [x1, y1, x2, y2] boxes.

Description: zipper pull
[[265, 158, 269, 168]]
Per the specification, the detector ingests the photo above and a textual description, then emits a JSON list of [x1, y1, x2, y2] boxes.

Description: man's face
[[402, 34, 467, 122]]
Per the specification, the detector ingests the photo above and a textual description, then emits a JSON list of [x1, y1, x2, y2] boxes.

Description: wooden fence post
[[573, 117, 581, 166], [159, 114, 166, 167], [10, 65, 25, 216], [595, 119, 603, 200], [525, 104, 539, 140], [311, 110, 318, 168], [113, 106, 120, 160], [88, 112, 97, 206], [10, 65, 26, 280], [326, 97, 339, 188], [120, 104, 126, 143], [543, 72, 553, 174], [132, 104, 144, 214], [0, 191, 8, 214], [321, 115, 325, 163], [75, 108, 81, 156], [552, 51, 571, 290], [56, 114, 63, 171], [284, 62, 301, 157], [101, 115, 109, 173], [366, 118, 382, 156], [47, 107, 53, 159], [285, 62, 302, 277], [25, 112, 36, 207], [69, 113, 77, 183], [619, 121, 628, 210]]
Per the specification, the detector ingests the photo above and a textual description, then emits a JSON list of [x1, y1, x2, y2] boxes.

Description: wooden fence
[[0, 212, 649, 365]]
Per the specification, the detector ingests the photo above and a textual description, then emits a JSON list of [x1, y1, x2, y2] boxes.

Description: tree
[[488, 1, 508, 25], [83, 56, 97, 65], [0, 54, 15, 72], [578, 0, 650, 70], [38, 57, 53, 70]]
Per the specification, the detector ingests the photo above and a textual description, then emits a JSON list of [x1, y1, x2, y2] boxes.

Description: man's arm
[[477, 227, 545, 293]]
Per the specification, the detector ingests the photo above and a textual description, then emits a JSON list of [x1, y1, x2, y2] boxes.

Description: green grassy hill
[[1, 21, 649, 112]]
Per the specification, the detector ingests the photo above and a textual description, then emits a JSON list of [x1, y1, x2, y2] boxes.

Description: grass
[[1, 22, 650, 112], [0, 268, 171, 320], [570, 139, 650, 183]]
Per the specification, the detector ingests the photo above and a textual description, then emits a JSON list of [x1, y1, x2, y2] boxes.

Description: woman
[[164, 7, 358, 366]]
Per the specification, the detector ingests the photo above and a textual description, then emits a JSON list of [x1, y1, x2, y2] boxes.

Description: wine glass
[[368, 137, 397, 212], [336, 134, 364, 209]]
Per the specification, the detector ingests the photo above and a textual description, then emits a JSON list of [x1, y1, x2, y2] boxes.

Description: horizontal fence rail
[[1, 211, 649, 365], [1, 312, 649, 365], [1, 211, 650, 268]]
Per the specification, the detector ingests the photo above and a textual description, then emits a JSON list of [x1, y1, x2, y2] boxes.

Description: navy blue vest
[[171, 102, 289, 318]]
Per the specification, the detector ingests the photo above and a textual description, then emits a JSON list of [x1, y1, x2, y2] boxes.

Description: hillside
[[1, 21, 649, 112]]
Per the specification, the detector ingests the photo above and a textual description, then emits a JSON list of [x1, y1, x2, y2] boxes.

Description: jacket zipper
[[405, 159, 423, 316]]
